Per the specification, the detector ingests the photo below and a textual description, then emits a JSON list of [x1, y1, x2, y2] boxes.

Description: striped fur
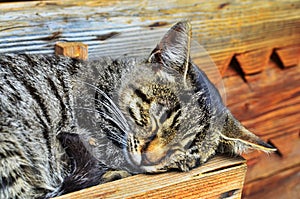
[[0, 54, 80, 198]]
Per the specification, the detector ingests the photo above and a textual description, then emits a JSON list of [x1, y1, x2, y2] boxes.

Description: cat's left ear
[[148, 21, 192, 71]]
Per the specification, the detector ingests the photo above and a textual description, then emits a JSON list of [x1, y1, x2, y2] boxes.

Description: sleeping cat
[[0, 21, 276, 198]]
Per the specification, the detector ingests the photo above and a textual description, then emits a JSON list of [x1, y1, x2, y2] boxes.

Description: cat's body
[[0, 22, 276, 198], [0, 55, 134, 198]]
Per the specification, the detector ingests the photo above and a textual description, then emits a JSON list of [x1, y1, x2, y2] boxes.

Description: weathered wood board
[[0, 0, 299, 73], [1, 0, 300, 198], [54, 156, 247, 199]]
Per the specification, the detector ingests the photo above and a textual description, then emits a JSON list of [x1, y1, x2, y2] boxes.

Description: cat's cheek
[[130, 152, 142, 166], [126, 135, 144, 166]]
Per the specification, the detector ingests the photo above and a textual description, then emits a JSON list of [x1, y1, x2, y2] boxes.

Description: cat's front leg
[[162, 149, 199, 172], [101, 169, 132, 183]]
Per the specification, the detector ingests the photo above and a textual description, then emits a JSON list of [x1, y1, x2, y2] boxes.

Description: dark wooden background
[[1, 1, 300, 198]]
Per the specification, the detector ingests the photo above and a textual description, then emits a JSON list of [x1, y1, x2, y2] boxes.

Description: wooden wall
[[1, 0, 300, 198]]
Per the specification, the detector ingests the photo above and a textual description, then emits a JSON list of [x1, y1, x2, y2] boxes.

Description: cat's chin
[[140, 165, 168, 173], [124, 150, 168, 173]]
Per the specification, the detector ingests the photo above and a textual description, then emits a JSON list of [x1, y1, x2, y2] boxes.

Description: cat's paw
[[101, 170, 131, 183], [140, 151, 194, 173], [164, 150, 197, 172], [140, 165, 168, 173]]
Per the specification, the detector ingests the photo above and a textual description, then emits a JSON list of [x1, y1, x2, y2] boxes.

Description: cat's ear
[[148, 21, 192, 71], [219, 112, 277, 154]]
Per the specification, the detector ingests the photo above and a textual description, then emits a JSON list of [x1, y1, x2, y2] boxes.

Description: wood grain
[[235, 48, 272, 75], [269, 131, 300, 157], [243, 164, 300, 199], [274, 45, 300, 68], [224, 58, 300, 198], [224, 60, 300, 139], [0, 0, 299, 73], [54, 156, 246, 199], [242, 129, 300, 182]]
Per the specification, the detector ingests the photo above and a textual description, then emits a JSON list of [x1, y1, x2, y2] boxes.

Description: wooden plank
[[0, 0, 299, 74], [54, 156, 247, 199]]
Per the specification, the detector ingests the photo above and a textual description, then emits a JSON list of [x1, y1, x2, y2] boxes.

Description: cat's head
[[115, 22, 205, 171], [105, 21, 276, 172]]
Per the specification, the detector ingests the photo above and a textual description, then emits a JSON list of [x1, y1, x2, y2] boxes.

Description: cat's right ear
[[148, 21, 192, 72]]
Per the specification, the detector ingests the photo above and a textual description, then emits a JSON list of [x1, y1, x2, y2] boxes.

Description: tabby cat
[[0, 21, 276, 198]]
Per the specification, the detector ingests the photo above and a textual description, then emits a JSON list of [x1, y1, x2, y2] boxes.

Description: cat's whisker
[[93, 98, 129, 131], [74, 107, 98, 113], [109, 135, 128, 147], [74, 80, 130, 130], [74, 106, 128, 147], [105, 128, 128, 146], [74, 107, 127, 136], [96, 111, 128, 135]]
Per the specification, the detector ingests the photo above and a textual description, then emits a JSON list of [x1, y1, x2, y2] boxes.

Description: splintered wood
[[54, 156, 247, 199]]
